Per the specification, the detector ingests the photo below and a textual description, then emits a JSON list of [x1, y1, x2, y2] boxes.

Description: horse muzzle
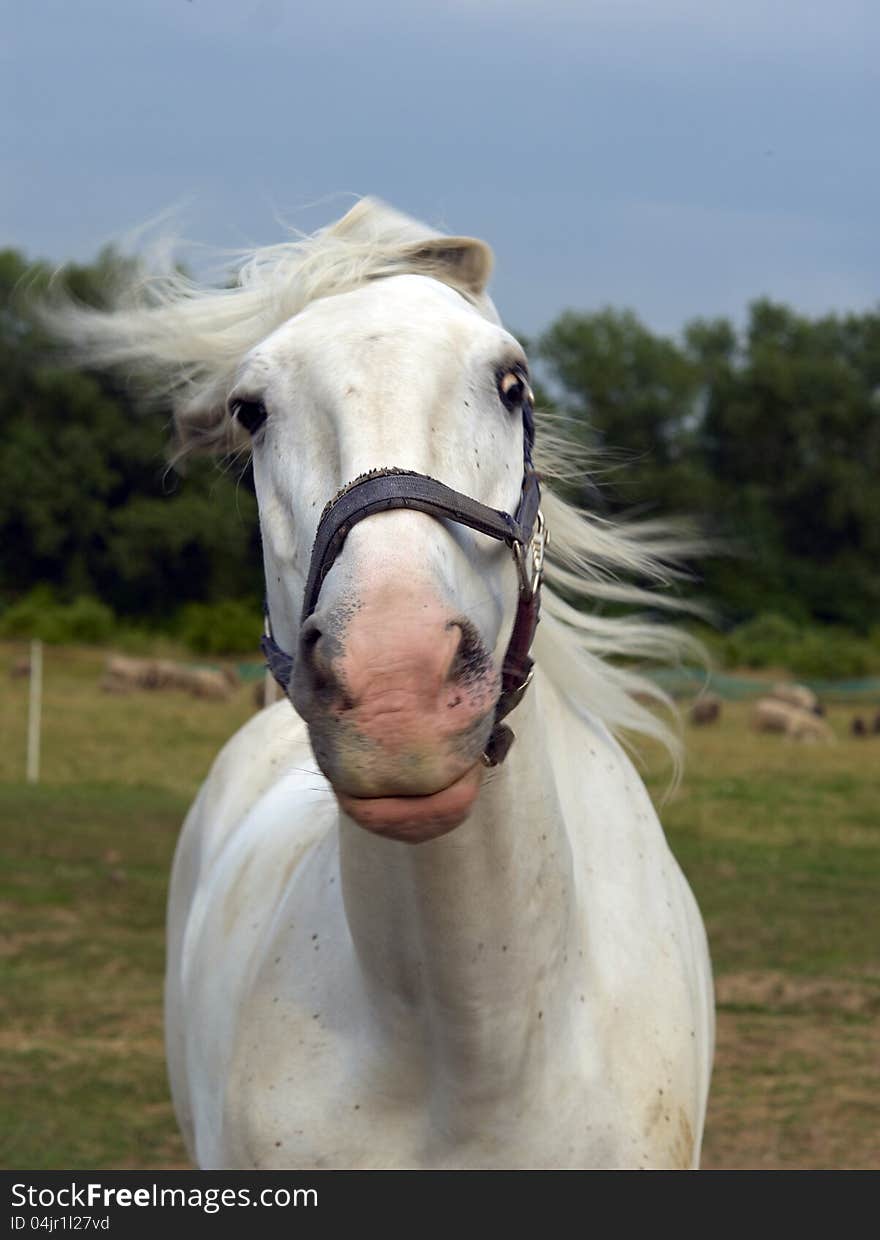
[[291, 588, 499, 823], [263, 465, 546, 774]]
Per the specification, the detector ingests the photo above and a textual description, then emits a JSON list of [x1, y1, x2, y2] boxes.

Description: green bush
[[723, 612, 802, 669], [721, 611, 880, 678], [58, 596, 116, 644], [0, 586, 62, 641], [0, 588, 115, 644], [178, 599, 262, 656], [784, 630, 877, 679]]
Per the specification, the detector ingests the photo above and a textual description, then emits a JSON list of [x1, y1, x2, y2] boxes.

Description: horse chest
[[214, 950, 701, 1170], [221, 1036, 698, 1170]]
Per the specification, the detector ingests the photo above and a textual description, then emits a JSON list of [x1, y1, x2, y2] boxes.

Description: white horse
[[51, 199, 713, 1169]]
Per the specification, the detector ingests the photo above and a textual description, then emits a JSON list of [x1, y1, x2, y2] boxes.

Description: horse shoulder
[[546, 697, 714, 1164], [165, 700, 336, 1164]]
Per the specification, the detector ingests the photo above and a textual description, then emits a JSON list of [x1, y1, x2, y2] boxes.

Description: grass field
[[2, 640, 878, 1170]]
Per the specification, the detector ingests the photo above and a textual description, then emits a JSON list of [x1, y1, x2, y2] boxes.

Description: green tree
[[537, 308, 714, 515], [536, 299, 880, 631], [0, 248, 262, 619], [687, 300, 880, 628]]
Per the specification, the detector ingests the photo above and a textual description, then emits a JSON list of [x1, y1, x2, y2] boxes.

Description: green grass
[[0, 783, 190, 1169], [640, 708, 880, 980], [2, 640, 879, 1168], [661, 776, 880, 976], [640, 697, 880, 1168], [0, 641, 255, 797]]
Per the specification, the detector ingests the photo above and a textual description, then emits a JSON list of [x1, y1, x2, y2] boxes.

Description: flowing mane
[[45, 197, 703, 769]]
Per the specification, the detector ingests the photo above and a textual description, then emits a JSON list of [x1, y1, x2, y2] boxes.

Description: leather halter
[[262, 419, 547, 766]]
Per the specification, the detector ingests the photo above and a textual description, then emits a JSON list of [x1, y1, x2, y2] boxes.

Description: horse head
[[228, 259, 537, 841]]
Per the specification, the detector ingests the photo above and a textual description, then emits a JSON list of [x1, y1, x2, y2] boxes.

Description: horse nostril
[[297, 616, 355, 709], [301, 618, 322, 654], [446, 618, 492, 687], [299, 617, 330, 690]]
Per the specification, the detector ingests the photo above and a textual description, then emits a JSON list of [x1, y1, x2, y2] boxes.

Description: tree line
[[533, 300, 880, 632], [0, 248, 262, 623], [2, 246, 878, 635]]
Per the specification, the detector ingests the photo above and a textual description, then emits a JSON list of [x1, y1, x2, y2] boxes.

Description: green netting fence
[[646, 667, 880, 703], [236, 660, 880, 703], [236, 661, 270, 683]]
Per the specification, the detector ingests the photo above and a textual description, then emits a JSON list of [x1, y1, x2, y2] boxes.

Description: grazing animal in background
[[101, 654, 233, 700], [100, 654, 152, 692], [48, 199, 714, 1170], [769, 682, 819, 714], [872, 712, 880, 735], [850, 716, 867, 737], [221, 666, 241, 690], [689, 694, 721, 726], [186, 667, 233, 701], [751, 697, 834, 742]]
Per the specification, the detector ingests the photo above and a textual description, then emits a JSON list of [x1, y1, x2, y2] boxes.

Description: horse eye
[[498, 369, 533, 413], [229, 398, 268, 436]]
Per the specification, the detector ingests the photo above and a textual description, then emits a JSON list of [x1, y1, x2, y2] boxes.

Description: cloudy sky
[[3, 0, 877, 338]]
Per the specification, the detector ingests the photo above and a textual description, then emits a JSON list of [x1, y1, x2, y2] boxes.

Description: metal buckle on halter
[[480, 666, 536, 767], [504, 665, 535, 712], [515, 509, 548, 599]]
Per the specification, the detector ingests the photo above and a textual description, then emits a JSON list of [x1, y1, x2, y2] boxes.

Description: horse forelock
[[42, 197, 498, 459]]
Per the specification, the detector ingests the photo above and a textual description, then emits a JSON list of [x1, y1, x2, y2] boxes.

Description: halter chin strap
[[262, 464, 547, 766]]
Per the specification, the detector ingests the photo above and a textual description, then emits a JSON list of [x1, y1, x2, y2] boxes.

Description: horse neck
[[338, 677, 579, 1075]]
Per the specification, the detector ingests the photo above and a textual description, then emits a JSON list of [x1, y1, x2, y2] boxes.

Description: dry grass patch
[[703, 986, 880, 1169]]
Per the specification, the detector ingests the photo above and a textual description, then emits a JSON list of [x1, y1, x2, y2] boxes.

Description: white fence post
[[27, 638, 43, 784]]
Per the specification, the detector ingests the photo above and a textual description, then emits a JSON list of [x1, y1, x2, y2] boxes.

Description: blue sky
[[3, 0, 877, 338]]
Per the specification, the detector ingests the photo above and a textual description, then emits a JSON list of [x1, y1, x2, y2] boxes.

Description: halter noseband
[[262, 421, 547, 766]]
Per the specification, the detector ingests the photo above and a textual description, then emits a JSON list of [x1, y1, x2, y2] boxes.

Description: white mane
[[45, 198, 498, 455], [44, 197, 703, 772]]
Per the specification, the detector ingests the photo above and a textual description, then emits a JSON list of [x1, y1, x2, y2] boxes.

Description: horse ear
[[401, 237, 494, 298], [329, 198, 494, 298]]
